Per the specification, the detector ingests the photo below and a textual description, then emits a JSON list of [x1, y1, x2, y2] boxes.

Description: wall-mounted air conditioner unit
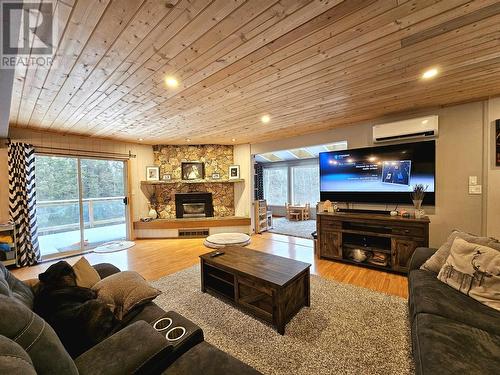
[[373, 115, 438, 143]]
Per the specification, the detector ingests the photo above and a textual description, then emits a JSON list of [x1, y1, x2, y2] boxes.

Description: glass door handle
[[123, 197, 128, 205]]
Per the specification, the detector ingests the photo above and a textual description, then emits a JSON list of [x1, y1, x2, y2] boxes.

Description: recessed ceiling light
[[138, 138, 143, 141], [231, 138, 236, 142], [186, 138, 191, 142], [165, 76, 179, 88], [421, 119, 428, 124], [261, 115, 270, 123], [422, 68, 438, 79]]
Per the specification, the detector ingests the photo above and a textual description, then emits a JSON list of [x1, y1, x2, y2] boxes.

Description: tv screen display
[[319, 141, 435, 205]]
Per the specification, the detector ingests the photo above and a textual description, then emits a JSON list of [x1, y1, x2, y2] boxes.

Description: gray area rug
[[152, 266, 414, 375], [268, 217, 316, 239]]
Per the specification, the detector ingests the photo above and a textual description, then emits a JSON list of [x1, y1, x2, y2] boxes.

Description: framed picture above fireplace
[[181, 161, 205, 180]]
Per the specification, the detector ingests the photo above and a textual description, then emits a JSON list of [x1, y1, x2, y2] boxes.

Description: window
[[291, 164, 320, 205], [263, 167, 288, 206], [35, 155, 128, 258]]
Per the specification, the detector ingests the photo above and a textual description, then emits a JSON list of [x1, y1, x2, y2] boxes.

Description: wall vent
[[178, 228, 209, 238]]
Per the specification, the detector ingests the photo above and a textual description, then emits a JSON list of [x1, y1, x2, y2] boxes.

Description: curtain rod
[[2, 138, 137, 159], [34, 145, 136, 158]]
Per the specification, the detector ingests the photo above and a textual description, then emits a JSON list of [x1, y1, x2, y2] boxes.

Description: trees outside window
[[291, 165, 320, 205], [262, 161, 320, 207], [34, 155, 127, 257], [263, 167, 288, 206]]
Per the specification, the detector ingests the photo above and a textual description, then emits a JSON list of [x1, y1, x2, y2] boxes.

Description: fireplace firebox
[[175, 192, 214, 218]]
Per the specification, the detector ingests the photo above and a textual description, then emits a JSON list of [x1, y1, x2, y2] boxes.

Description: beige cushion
[[421, 230, 499, 273], [92, 271, 161, 320], [73, 257, 101, 288], [438, 238, 500, 311]]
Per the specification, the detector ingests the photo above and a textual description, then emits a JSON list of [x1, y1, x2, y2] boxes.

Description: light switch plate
[[469, 185, 482, 194], [469, 176, 478, 186]]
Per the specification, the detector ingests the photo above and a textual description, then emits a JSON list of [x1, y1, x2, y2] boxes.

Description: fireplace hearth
[[175, 192, 214, 219]]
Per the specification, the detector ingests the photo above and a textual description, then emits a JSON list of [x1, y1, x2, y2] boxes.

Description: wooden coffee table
[[200, 246, 311, 335]]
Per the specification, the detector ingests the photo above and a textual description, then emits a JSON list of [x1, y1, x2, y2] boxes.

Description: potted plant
[[411, 184, 428, 219]]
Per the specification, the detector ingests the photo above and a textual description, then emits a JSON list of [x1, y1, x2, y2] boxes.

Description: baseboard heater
[[178, 229, 209, 238]]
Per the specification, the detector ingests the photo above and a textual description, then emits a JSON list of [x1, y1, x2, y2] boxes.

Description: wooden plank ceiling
[[9, 0, 500, 144]]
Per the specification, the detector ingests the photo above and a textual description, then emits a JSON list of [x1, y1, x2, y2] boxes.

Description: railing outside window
[[37, 196, 126, 235]]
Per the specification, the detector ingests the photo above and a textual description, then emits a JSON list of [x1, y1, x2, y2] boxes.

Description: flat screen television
[[319, 140, 435, 205]]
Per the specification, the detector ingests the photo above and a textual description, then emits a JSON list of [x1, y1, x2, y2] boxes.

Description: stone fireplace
[[175, 192, 214, 218], [151, 144, 236, 219]]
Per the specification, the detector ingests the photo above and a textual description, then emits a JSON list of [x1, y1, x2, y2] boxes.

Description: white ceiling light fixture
[[185, 138, 191, 142], [261, 115, 270, 123], [165, 76, 179, 88], [422, 68, 438, 79]]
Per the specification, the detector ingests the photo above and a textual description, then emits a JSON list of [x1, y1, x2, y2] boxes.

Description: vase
[[413, 199, 424, 219], [148, 206, 158, 219]]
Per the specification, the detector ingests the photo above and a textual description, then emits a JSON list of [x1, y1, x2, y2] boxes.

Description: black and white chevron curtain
[[254, 162, 264, 200], [8, 142, 40, 266]]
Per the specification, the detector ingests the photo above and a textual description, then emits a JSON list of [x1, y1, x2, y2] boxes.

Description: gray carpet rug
[[151, 266, 414, 375], [268, 217, 316, 239]]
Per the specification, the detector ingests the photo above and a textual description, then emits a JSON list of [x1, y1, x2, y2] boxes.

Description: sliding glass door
[[35, 155, 128, 258]]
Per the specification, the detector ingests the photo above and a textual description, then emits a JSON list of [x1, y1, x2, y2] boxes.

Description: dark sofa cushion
[[0, 262, 34, 308], [163, 341, 262, 375], [75, 321, 172, 375], [0, 335, 37, 375], [0, 294, 78, 375], [125, 302, 170, 325], [408, 270, 500, 336], [92, 263, 121, 279], [412, 313, 500, 375], [409, 247, 437, 272]]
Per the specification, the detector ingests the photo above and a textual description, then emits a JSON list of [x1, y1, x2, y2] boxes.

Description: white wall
[[233, 144, 252, 218], [487, 98, 500, 239], [250, 101, 494, 247]]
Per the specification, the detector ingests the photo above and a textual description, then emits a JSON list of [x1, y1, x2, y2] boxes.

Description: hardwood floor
[[11, 232, 408, 298]]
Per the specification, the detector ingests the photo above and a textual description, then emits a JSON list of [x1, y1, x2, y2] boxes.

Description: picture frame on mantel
[[496, 119, 500, 167], [229, 165, 240, 179], [146, 166, 160, 181], [182, 161, 205, 180]]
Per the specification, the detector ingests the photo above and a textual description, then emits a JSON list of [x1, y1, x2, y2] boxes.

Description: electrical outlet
[[469, 185, 482, 195], [469, 176, 478, 186]]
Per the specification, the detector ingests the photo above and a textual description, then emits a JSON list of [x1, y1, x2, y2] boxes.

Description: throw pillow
[[438, 238, 500, 311], [92, 271, 161, 320], [421, 229, 499, 273], [73, 257, 101, 288]]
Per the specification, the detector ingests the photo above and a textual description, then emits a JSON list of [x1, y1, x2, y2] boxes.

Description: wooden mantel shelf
[[141, 179, 244, 185], [134, 216, 251, 229]]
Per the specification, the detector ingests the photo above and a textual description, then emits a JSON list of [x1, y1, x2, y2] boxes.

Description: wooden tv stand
[[317, 212, 430, 274]]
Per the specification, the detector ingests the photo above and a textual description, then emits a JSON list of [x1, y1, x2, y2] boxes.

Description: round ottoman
[[203, 232, 251, 249]]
